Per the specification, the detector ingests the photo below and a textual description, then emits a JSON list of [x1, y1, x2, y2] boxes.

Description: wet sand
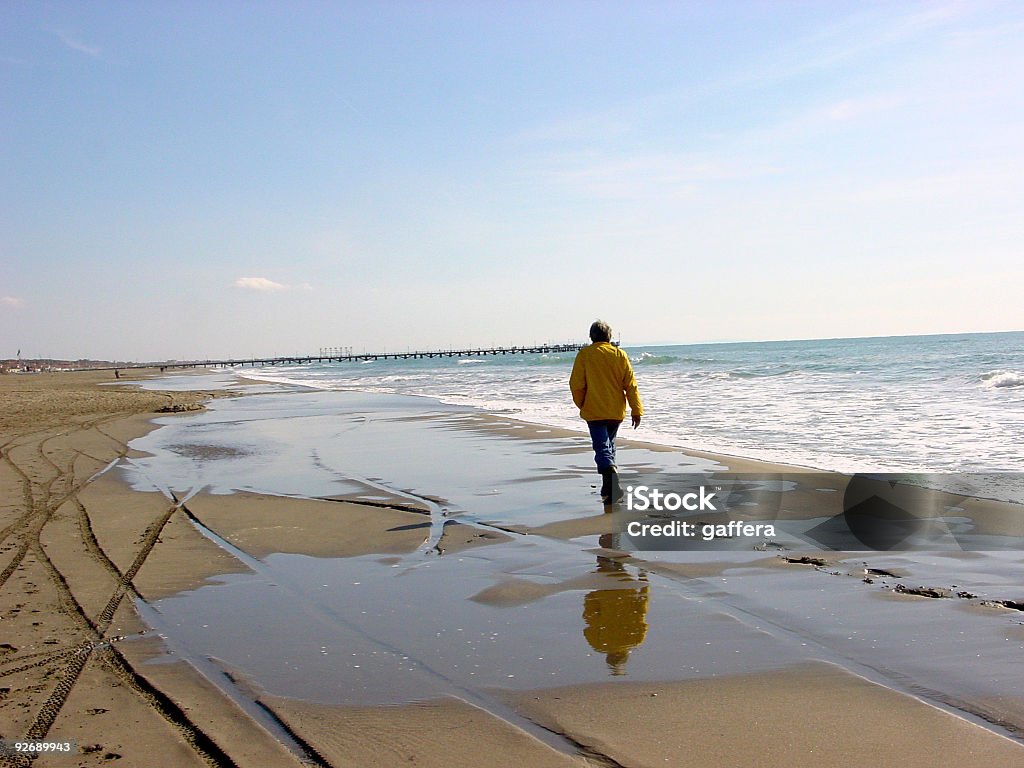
[[1, 370, 1023, 766]]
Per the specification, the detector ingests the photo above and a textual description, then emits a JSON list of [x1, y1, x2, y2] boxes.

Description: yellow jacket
[[569, 342, 644, 422]]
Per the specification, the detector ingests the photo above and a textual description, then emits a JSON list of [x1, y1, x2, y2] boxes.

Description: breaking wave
[[982, 370, 1024, 388]]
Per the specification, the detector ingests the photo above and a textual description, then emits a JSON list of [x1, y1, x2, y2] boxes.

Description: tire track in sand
[[0, 416, 246, 768]]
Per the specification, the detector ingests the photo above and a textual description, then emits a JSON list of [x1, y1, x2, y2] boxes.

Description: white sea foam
[[982, 370, 1024, 388]]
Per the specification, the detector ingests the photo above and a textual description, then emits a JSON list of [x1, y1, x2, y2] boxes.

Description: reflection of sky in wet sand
[[127, 389, 720, 524], [153, 538, 814, 706], [133, 388, 1024, 730]]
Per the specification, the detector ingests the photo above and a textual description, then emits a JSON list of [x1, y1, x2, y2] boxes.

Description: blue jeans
[[587, 420, 621, 473]]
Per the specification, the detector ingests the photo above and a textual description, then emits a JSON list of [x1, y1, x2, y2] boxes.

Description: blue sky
[[3, 1, 1022, 360]]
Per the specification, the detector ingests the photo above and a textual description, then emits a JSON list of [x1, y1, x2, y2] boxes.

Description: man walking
[[569, 320, 643, 503]]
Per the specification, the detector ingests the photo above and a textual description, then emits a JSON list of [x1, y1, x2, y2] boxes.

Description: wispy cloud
[[516, 2, 984, 156], [234, 277, 288, 292], [530, 150, 781, 200], [1, 296, 25, 308], [735, 1, 976, 89], [233, 277, 311, 292], [53, 30, 101, 58], [825, 94, 905, 122]]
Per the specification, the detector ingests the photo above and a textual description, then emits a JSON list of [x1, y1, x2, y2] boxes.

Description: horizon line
[[628, 328, 1024, 349], [6, 328, 1022, 365]]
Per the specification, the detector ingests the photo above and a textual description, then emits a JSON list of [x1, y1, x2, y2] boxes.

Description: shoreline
[[234, 367, 838, 474], [111, 357, 1024, 515], [234, 369, 1024, 516], [2, 370, 1023, 766], [233, 360, 1024, 480]]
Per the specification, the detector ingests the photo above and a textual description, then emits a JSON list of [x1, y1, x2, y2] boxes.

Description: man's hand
[[631, 414, 641, 429]]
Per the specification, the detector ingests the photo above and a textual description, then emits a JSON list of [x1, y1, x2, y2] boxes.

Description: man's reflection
[[582, 533, 649, 675]]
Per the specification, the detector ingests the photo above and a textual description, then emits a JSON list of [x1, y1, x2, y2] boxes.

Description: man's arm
[[569, 354, 587, 410], [623, 358, 643, 428]]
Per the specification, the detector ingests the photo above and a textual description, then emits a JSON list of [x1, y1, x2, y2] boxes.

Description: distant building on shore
[[0, 358, 126, 373]]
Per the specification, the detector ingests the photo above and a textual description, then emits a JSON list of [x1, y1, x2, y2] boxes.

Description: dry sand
[[1, 371, 1022, 767]]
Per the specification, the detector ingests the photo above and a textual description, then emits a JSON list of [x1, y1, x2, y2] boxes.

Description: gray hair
[[589, 320, 613, 343]]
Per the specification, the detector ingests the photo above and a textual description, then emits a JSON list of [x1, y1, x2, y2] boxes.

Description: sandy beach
[[2, 370, 1023, 767]]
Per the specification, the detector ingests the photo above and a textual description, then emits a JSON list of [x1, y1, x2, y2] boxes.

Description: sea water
[[236, 331, 1024, 474]]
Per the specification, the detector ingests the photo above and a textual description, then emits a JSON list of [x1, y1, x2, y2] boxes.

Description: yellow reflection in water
[[582, 543, 649, 676]]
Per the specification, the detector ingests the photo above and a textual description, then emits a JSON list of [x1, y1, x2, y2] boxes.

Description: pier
[[136, 343, 584, 371]]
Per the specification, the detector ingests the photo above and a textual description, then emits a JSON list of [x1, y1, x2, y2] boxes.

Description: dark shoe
[[601, 467, 623, 504]]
